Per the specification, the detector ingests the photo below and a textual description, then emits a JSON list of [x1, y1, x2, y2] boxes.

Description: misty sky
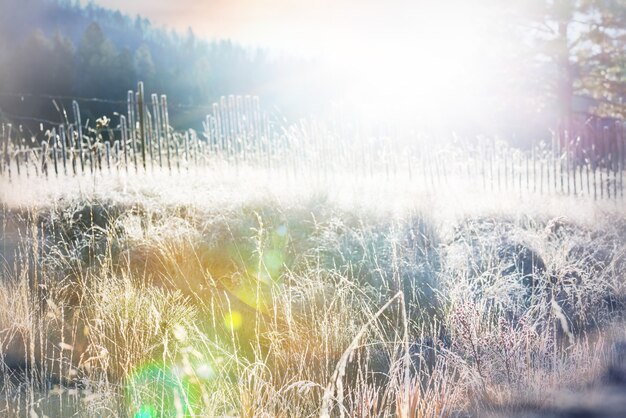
[[93, 0, 484, 56], [92, 0, 501, 122]]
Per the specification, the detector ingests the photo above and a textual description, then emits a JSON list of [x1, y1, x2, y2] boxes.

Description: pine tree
[[77, 22, 118, 97], [511, 0, 626, 126]]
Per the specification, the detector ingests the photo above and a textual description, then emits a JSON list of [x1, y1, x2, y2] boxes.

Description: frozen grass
[[1, 169, 626, 417]]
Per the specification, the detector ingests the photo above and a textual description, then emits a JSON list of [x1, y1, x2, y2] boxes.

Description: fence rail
[[1, 82, 625, 200]]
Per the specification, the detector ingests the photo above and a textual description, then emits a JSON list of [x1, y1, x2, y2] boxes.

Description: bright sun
[[312, 2, 505, 126]]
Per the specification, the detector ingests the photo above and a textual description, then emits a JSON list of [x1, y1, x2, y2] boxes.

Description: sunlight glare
[[317, 2, 503, 125]]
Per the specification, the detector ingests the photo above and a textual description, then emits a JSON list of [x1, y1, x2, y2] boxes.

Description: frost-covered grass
[[1, 170, 625, 417]]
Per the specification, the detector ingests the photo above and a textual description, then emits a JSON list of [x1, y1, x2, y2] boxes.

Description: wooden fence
[[1, 82, 625, 200]]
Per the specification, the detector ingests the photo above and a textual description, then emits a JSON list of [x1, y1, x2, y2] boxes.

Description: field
[[2, 158, 626, 417], [1, 0, 625, 415]]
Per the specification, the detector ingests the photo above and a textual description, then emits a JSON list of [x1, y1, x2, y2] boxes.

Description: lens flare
[[223, 310, 243, 331], [126, 360, 209, 417]]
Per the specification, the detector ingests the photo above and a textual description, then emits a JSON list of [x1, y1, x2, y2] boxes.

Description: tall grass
[[1, 174, 626, 416]]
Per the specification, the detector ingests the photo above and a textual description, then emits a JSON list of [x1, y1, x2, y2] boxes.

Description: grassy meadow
[[1, 0, 624, 416], [1, 169, 626, 417]]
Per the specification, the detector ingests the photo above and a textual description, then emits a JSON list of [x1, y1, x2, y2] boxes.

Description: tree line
[[0, 0, 330, 130], [0, 0, 623, 139]]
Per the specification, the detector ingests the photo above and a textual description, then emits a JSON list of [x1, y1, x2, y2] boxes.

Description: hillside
[[0, 0, 328, 130]]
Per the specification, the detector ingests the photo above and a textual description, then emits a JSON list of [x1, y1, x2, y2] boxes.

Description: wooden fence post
[[41, 141, 48, 178], [120, 115, 129, 172], [151, 93, 162, 169], [72, 101, 85, 174], [127, 90, 138, 173], [161, 95, 171, 172], [137, 82, 147, 170], [52, 129, 59, 177], [60, 124, 68, 176]]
